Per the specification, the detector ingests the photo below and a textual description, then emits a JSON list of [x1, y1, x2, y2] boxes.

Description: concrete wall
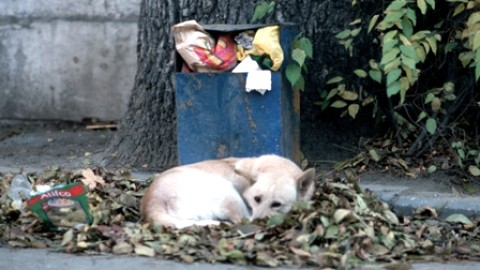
[[0, 0, 140, 121]]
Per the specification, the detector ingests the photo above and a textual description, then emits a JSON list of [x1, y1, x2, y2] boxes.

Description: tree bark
[[105, 0, 364, 169]]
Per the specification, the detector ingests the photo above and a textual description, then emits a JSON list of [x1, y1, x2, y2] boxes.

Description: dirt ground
[[0, 120, 113, 171]]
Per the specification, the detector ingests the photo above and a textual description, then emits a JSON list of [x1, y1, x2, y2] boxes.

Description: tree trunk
[[105, 0, 363, 169]]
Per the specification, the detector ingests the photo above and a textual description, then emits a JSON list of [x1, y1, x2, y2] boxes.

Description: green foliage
[[425, 118, 437, 135], [286, 34, 313, 91], [251, 1, 275, 23], [452, 139, 480, 174], [251, 1, 311, 92], [335, 19, 363, 56], [459, 7, 480, 80], [320, 0, 480, 177]]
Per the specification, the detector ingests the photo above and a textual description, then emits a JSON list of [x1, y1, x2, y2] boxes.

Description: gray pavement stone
[[361, 182, 480, 219], [2, 246, 480, 270], [0, 247, 289, 270]]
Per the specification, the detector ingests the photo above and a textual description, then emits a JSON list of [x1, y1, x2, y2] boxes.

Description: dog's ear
[[222, 157, 245, 174], [222, 157, 257, 183], [232, 157, 258, 182], [296, 168, 316, 200]]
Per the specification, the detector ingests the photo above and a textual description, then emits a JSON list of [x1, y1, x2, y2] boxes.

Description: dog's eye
[[270, 201, 282, 208], [254, 196, 262, 204]]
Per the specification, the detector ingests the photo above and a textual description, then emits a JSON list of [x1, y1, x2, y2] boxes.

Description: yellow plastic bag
[[246, 25, 284, 71], [236, 45, 248, 61]]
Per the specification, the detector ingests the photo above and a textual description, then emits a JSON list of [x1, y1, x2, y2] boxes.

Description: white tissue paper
[[232, 56, 272, 95]]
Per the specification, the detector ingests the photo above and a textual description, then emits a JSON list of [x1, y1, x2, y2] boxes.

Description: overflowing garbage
[[172, 20, 284, 94]]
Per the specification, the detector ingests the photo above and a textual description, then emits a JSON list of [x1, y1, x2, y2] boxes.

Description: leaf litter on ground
[[0, 168, 479, 268], [339, 136, 480, 194]]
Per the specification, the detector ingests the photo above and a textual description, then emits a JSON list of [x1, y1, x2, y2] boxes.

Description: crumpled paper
[[232, 56, 271, 95]]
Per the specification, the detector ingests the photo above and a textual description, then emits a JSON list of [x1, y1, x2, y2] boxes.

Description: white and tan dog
[[140, 154, 316, 229]]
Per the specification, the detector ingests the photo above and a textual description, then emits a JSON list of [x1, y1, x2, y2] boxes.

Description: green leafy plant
[[320, 0, 480, 178], [286, 34, 313, 91], [251, 1, 312, 92], [457, 1, 480, 80], [452, 140, 480, 175], [251, 1, 275, 23]]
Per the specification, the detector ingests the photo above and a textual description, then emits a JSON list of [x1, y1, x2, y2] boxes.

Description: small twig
[[405, 113, 436, 157], [332, 144, 359, 154], [85, 124, 117, 130], [388, 97, 403, 147], [309, 159, 339, 164], [409, 82, 470, 158], [416, 113, 449, 157], [228, 227, 267, 240]]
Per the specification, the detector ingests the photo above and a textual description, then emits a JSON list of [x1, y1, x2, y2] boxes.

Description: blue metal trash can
[[175, 24, 300, 165]]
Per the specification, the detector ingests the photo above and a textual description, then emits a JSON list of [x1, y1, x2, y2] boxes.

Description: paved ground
[[1, 119, 479, 269], [2, 246, 480, 270], [0, 247, 278, 270], [360, 172, 480, 219]]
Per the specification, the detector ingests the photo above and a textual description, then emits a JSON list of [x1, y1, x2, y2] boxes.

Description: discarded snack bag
[[192, 35, 237, 71], [172, 20, 237, 72], [27, 182, 93, 230]]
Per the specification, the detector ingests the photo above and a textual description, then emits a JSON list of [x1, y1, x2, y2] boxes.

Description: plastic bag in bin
[[172, 20, 237, 72]]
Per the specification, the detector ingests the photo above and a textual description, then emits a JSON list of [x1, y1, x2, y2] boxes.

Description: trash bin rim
[[201, 23, 297, 32]]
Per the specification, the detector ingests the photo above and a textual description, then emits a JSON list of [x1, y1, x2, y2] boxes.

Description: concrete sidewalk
[[2, 246, 480, 270], [0, 247, 269, 270], [361, 177, 480, 219]]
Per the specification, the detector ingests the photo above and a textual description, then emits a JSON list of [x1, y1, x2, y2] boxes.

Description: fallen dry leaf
[[81, 168, 105, 190], [135, 244, 155, 257]]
